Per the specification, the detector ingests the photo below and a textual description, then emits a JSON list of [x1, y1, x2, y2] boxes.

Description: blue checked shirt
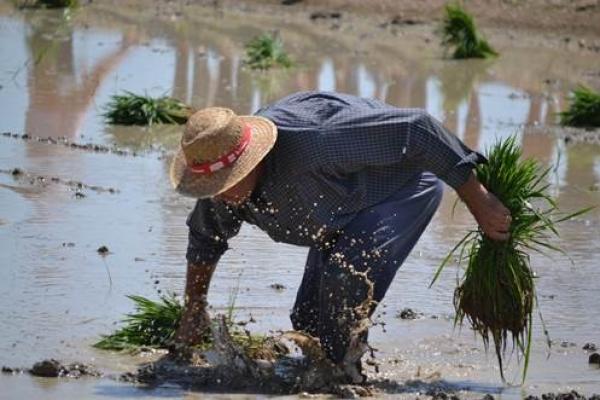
[[186, 91, 485, 265]]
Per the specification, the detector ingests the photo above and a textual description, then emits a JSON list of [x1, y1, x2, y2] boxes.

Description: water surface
[[1, 2, 599, 398]]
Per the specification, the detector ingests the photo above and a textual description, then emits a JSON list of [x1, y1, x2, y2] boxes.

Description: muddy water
[[1, 2, 599, 398]]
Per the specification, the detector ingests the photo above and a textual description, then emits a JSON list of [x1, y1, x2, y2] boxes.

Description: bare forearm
[[456, 171, 487, 204], [456, 171, 511, 241], [184, 261, 216, 303], [174, 262, 215, 346]]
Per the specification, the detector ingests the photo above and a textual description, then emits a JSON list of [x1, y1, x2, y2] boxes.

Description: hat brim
[[169, 115, 277, 199]]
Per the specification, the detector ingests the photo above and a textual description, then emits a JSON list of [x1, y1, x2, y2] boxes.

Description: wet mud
[[119, 317, 375, 397]]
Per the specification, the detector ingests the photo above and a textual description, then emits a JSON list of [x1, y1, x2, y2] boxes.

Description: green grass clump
[[244, 33, 293, 70], [431, 137, 590, 383], [559, 85, 600, 128], [441, 3, 498, 59], [94, 294, 183, 350], [103, 92, 193, 126]]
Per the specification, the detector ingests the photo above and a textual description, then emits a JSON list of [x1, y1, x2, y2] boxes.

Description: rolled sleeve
[[186, 199, 242, 265], [322, 105, 485, 190], [409, 110, 486, 189]]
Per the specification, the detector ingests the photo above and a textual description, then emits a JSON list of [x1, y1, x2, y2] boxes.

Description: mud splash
[[119, 317, 373, 397]]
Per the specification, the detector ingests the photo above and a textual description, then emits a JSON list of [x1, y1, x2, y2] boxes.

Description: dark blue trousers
[[290, 172, 444, 364]]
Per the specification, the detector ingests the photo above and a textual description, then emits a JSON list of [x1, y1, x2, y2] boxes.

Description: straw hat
[[170, 107, 277, 198]]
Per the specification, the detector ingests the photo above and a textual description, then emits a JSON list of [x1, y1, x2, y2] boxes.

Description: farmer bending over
[[169, 91, 511, 383]]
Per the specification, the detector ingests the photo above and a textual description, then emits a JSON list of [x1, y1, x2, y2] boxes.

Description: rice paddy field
[[0, 0, 599, 398]]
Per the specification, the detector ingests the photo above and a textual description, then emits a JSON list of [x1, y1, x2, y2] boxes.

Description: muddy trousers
[[290, 172, 444, 364]]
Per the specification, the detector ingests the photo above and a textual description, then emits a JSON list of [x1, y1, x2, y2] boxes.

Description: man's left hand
[[457, 172, 511, 241]]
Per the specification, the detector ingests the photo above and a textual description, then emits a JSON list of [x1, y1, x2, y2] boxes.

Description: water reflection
[[2, 3, 593, 160], [23, 11, 136, 140], [318, 57, 335, 92]]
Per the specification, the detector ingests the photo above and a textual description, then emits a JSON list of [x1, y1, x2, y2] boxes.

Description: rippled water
[[0, 2, 599, 398]]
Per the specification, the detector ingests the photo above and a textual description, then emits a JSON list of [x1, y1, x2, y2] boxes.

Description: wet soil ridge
[[0, 131, 158, 158], [2, 359, 101, 378], [1, 167, 119, 194]]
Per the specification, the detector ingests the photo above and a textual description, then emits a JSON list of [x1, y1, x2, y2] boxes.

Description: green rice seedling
[[431, 137, 591, 383], [244, 32, 293, 70], [18, 0, 79, 8], [94, 294, 183, 350], [559, 85, 600, 128], [103, 92, 193, 126], [94, 294, 279, 358], [39, 0, 78, 7], [441, 3, 498, 59]]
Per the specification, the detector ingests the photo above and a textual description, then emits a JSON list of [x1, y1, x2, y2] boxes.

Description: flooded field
[[0, 1, 599, 398]]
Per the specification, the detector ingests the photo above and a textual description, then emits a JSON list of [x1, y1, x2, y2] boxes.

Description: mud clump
[[28, 359, 101, 378], [380, 15, 423, 29], [397, 308, 420, 320], [310, 11, 342, 21], [270, 283, 286, 291], [97, 245, 110, 255], [30, 359, 62, 377], [2, 366, 25, 374], [525, 391, 599, 400], [426, 387, 460, 400], [583, 343, 597, 351]]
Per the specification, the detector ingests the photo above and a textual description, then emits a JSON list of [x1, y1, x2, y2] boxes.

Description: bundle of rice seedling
[[440, 3, 498, 59], [244, 33, 293, 70], [94, 294, 276, 358], [103, 92, 193, 126], [431, 137, 590, 382], [94, 294, 183, 350], [559, 85, 600, 128]]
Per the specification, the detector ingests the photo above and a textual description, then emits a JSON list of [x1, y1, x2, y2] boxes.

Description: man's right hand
[[172, 262, 217, 348]]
